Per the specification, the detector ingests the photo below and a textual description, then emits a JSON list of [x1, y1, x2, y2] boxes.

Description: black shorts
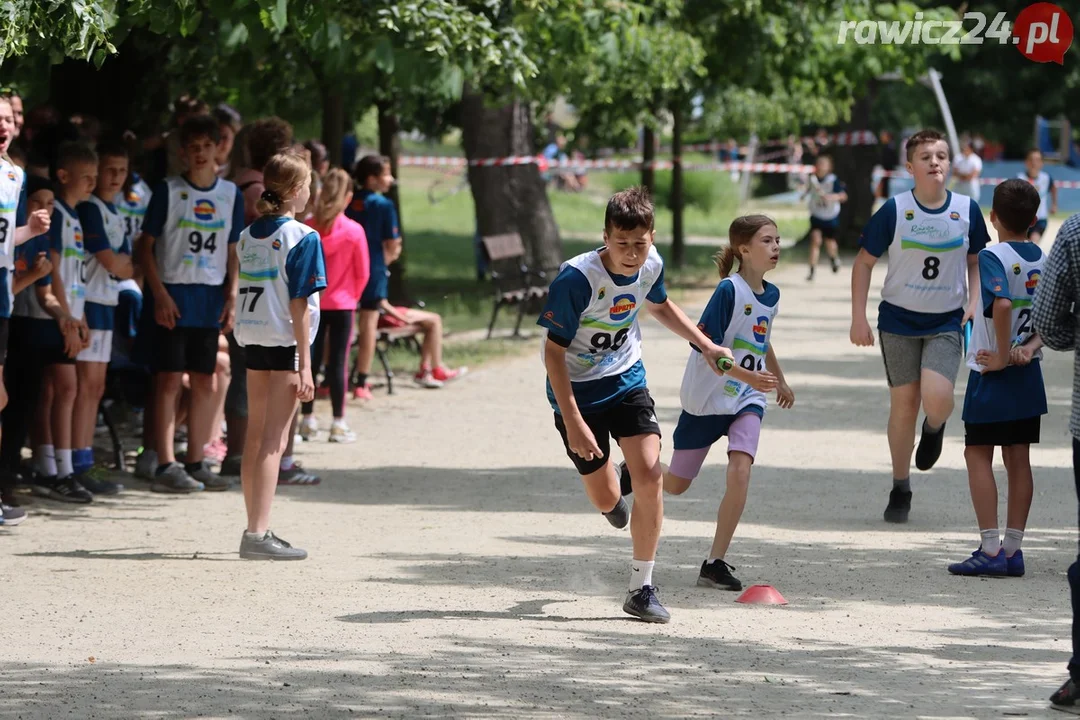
[[810, 216, 839, 240], [1028, 219, 1048, 237], [965, 416, 1041, 447], [553, 387, 662, 476], [0, 317, 8, 366], [245, 344, 297, 372], [152, 325, 219, 375]]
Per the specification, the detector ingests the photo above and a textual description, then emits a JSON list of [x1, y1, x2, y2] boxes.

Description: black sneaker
[[623, 585, 670, 623], [619, 461, 632, 497], [603, 496, 629, 529], [697, 559, 743, 591], [884, 488, 912, 523], [1051, 678, 1080, 714], [915, 418, 945, 471], [831, 256, 841, 273], [33, 475, 94, 504], [219, 455, 242, 477], [807, 265, 815, 281]]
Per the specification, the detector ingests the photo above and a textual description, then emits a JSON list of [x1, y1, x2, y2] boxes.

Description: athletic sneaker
[[697, 559, 743, 591], [239, 530, 308, 560], [831, 256, 841, 273], [278, 462, 321, 486], [883, 488, 912, 523], [299, 416, 319, 442], [203, 439, 228, 464], [219, 455, 243, 477], [353, 384, 374, 401], [806, 265, 815, 281], [134, 449, 158, 482], [603, 496, 629, 529], [915, 418, 946, 471], [151, 463, 203, 494], [33, 475, 94, 504], [948, 547, 1008, 577], [432, 366, 467, 383], [188, 461, 230, 491], [414, 371, 444, 389], [2, 504, 26, 526], [1051, 678, 1080, 714], [619, 461, 633, 497], [623, 585, 670, 623], [1006, 550, 1025, 577], [329, 423, 357, 444]]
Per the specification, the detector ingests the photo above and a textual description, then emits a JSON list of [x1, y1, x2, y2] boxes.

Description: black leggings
[[1, 318, 46, 483], [302, 309, 353, 418]]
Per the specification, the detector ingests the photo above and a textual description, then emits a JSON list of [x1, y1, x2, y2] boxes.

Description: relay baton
[[716, 357, 734, 372], [963, 319, 972, 353]]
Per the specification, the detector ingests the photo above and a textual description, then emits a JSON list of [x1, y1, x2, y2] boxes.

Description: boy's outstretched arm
[[544, 338, 602, 462], [850, 249, 876, 346], [647, 297, 733, 376]]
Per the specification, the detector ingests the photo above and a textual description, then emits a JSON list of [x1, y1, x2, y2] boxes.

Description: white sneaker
[[299, 416, 319, 441], [414, 371, 444, 389], [135, 449, 158, 481], [329, 423, 357, 444]]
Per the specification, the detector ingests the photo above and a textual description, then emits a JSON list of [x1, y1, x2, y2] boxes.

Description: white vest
[[881, 191, 971, 315], [966, 243, 1044, 373], [54, 202, 87, 321], [1017, 171, 1052, 220], [540, 246, 664, 383], [115, 176, 152, 245], [808, 172, 841, 220], [82, 195, 127, 306], [233, 218, 321, 349], [680, 273, 778, 417], [0, 158, 24, 316], [157, 176, 237, 286]]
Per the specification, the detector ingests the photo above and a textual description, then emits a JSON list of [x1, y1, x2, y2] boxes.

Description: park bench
[[481, 232, 550, 339], [373, 319, 423, 395]]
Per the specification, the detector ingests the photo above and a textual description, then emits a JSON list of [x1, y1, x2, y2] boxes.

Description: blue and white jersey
[[0, 157, 27, 318], [78, 194, 129, 306], [50, 199, 87, 321], [808, 172, 844, 221], [1017, 170, 1053, 221], [114, 174, 152, 246]]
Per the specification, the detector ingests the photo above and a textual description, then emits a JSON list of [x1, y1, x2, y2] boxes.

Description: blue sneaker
[[948, 547, 1008, 576], [623, 585, 671, 623], [1006, 550, 1025, 577]]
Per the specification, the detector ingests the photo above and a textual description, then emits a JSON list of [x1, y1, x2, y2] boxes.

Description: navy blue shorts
[[1028, 219, 1048, 237], [360, 270, 389, 311], [673, 407, 763, 450], [84, 301, 116, 332], [809, 216, 840, 239]]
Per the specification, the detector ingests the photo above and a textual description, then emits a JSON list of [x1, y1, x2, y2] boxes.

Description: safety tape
[[398, 155, 817, 173], [878, 169, 1080, 189]]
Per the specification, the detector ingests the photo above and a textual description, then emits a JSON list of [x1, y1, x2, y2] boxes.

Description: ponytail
[[714, 245, 738, 278]]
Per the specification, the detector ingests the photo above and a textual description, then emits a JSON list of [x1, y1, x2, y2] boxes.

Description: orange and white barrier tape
[[878, 169, 1080, 189], [399, 155, 816, 173]]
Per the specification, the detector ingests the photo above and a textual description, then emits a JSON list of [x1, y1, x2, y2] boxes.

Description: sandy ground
[[3, 218, 1078, 719]]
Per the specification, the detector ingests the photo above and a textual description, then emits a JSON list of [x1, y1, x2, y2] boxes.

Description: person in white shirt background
[[951, 137, 983, 204]]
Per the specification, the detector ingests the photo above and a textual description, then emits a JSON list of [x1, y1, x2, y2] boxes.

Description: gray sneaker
[[151, 463, 204, 494], [239, 530, 307, 560], [135, 449, 158, 481], [187, 461, 230, 492]]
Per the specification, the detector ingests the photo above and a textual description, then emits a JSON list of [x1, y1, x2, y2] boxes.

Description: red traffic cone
[[735, 584, 788, 605]]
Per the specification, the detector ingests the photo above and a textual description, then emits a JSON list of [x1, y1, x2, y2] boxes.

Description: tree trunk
[[377, 93, 408, 302], [320, 88, 344, 174], [832, 82, 878, 248], [641, 123, 656, 198], [460, 88, 563, 270], [670, 100, 685, 269]]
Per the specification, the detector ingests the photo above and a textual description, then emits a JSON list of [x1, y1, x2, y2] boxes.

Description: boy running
[[538, 186, 732, 623], [1018, 149, 1057, 244]]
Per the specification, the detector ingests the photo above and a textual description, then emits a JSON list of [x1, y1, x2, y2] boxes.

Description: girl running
[[663, 215, 794, 591], [233, 149, 326, 560], [299, 169, 369, 443]]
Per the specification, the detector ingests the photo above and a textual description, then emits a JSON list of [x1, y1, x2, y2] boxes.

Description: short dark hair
[[354, 154, 389, 186], [604, 186, 654, 232], [247, 117, 294, 172], [96, 137, 129, 161], [303, 139, 328, 168], [213, 103, 242, 133], [1026, 147, 1043, 160], [906, 129, 948, 162], [56, 141, 98, 174], [178, 114, 220, 147], [992, 178, 1041, 235]]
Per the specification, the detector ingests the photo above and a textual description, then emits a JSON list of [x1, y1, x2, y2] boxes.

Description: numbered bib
[[966, 242, 1044, 372], [158, 176, 237, 287]]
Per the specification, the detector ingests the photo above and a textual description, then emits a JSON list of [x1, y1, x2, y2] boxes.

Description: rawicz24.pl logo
[[837, 3, 1073, 64]]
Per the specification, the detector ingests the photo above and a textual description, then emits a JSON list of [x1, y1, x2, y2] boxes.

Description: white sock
[[629, 559, 655, 591], [980, 529, 1001, 555], [280, 455, 294, 470], [35, 444, 57, 477], [707, 557, 723, 564], [1003, 528, 1025, 557], [56, 448, 74, 478], [332, 418, 347, 429]]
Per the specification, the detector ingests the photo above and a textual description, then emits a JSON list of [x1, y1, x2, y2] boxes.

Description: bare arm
[[1051, 184, 1059, 215], [136, 232, 165, 301], [383, 238, 403, 264], [290, 296, 315, 401], [11, 251, 51, 295], [850, 249, 877, 345], [94, 249, 134, 280], [544, 337, 603, 461], [964, 254, 980, 323], [48, 249, 72, 318], [379, 298, 410, 324], [219, 243, 239, 334]]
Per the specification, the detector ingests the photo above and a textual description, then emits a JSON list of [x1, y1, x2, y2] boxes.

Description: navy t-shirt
[[345, 189, 399, 290]]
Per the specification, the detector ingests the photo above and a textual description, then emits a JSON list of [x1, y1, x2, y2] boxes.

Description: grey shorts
[[879, 330, 963, 388], [225, 332, 248, 417]]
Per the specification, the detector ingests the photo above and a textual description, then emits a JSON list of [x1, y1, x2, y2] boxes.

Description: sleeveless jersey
[[115, 176, 152, 245], [880, 191, 972, 315], [1018, 171, 1052, 220], [158, 177, 238, 286], [83, 195, 127, 306], [966, 243, 1044, 373], [0, 158, 25, 318], [680, 273, 779, 417], [234, 218, 321, 349], [808, 172, 841, 220], [539, 246, 664, 383]]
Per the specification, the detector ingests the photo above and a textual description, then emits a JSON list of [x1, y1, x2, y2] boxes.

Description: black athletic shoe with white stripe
[[623, 585, 670, 623], [32, 475, 93, 504]]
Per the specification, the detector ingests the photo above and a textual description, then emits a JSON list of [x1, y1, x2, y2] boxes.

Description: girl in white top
[[663, 215, 795, 592], [234, 149, 326, 561]]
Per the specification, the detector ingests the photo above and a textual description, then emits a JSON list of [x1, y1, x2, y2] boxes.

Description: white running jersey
[[881, 191, 972, 315], [808, 172, 841, 221], [966, 243, 1044, 373], [115, 176, 152, 245], [157, 176, 238, 286], [1018, 171, 1052, 220], [82, 195, 126, 306], [53, 202, 87, 321], [680, 273, 778, 417], [234, 218, 321, 349], [540, 246, 664, 383], [0, 158, 24, 317]]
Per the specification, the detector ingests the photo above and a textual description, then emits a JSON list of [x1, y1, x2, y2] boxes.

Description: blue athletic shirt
[[345, 189, 399, 285], [247, 216, 328, 299], [859, 193, 990, 336], [538, 263, 667, 413], [79, 199, 132, 257], [962, 241, 1047, 424], [143, 176, 245, 329]]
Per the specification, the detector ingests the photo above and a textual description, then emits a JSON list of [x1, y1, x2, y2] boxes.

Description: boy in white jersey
[[116, 168, 152, 247], [537, 187, 733, 623], [803, 154, 847, 280], [136, 115, 244, 494], [1019, 149, 1057, 244], [948, 179, 1046, 577], [851, 129, 990, 524], [72, 140, 135, 495]]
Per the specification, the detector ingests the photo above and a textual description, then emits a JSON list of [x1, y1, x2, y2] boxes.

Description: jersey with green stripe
[[680, 273, 778, 416], [881, 189, 972, 314], [540, 246, 663, 384], [54, 200, 87, 321], [966, 242, 1043, 373], [158, 175, 238, 286]]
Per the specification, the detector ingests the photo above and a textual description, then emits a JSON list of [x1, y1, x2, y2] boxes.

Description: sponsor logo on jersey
[[272, 239, 282, 250], [542, 310, 563, 329], [180, 192, 189, 201], [6, 171, 15, 181], [1012, 263, 1021, 275], [743, 304, 752, 316], [1026, 269, 1041, 295], [597, 287, 606, 300], [752, 315, 769, 343], [609, 294, 636, 321], [949, 211, 960, 220], [193, 199, 216, 221], [904, 209, 914, 220], [724, 380, 741, 397]]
